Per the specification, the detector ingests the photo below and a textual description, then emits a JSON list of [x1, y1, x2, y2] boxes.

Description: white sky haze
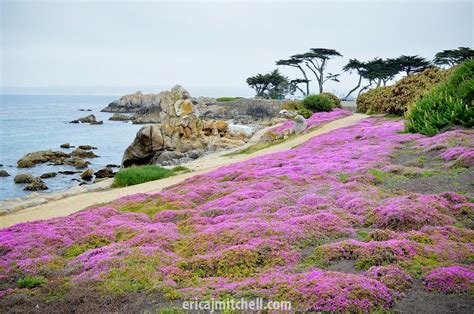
[[1, 0, 472, 96]]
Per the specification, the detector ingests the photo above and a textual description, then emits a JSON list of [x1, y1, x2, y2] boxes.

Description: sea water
[[0, 94, 142, 201]]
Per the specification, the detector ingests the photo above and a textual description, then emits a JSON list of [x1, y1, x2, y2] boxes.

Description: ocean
[[0, 94, 142, 201]]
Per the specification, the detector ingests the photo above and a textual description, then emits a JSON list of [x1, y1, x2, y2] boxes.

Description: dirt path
[[0, 113, 368, 228]]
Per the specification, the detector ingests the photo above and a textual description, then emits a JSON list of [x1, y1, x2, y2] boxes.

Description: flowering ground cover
[[1, 117, 473, 311], [270, 108, 352, 135]]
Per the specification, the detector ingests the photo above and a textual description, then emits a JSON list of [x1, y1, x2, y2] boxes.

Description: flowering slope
[[1, 118, 473, 310], [271, 108, 352, 134]]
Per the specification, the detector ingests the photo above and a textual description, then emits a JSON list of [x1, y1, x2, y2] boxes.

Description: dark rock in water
[[79, 109, 92, 112], [64, 158, 89, 169], [90, 120, 103, 125], [60, 143, 73, 149], [71, 178, 81, 182], [24, 178, 48, 191], [106, 164, 120, 168], [94, 167, 115, 179], [14, 173, 36, 183], [79, 181, 89, 186], [0, 170, 10, 177], [80, 169, 94, 181], [71, 148, 99, 159], [40, 172, 57, 179], [109, 113, 132, 121], [78, 145, 97, 150], [17, 150, 70, 168], [59, 170, 81, 175], [70, 114, 103, 125]]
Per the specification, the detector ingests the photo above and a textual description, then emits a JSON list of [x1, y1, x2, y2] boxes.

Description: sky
[[1, 0, 472, 97]]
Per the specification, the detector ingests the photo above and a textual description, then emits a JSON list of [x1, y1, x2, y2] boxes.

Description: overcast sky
[[1, 0, 472, 96]]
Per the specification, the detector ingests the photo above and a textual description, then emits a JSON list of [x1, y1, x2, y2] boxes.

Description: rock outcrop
[[17, 150, 70, 168], [24, 178, 48, 191], [70, 114, 103, 125], [102, 88, 287, 125], [122, 86, 206, 167], [109, 113, 132, 121], [102, 91, 162, 113], [17, 150, 95, 169], [122, 86, 252, 167]]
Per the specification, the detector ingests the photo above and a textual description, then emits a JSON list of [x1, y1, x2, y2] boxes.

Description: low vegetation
[[112, 165, 189, 187], [215, 97, 243, 102], [405, 60, 474, 135], [356, 67, 452, 115]]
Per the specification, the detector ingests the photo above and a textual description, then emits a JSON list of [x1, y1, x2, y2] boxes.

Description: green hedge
[[302, 94, 333, 112], [405, 60, 474, 136]]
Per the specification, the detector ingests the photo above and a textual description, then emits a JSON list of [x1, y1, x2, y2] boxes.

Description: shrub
[[18, 275, 47, 289], [405, 60, 474, 135], [283, 99, 303, 111], [113, 165, 189, 187], [302, 95, 333, 112], [297, 107, 313, 118], [357, 86, 393, 114], [357, 67, 452, 115], [320, 92, 342, 108]]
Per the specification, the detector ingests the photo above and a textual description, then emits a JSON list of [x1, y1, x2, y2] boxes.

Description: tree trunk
[[344, 75, 362, 100], [297, 65, 310, 96]]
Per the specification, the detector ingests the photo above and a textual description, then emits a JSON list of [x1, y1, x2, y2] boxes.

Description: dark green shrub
[[405, 60, 474, 135], [302, 95, 332, 112], [320, 92, 342, 108], [356, 67, 452, 115], [18, 276, 47, 289], [297, 107, 313, 118], [113, 165, 189, 187]]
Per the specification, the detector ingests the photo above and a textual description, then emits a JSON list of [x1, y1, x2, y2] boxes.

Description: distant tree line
[[246, 47, 473, 100]]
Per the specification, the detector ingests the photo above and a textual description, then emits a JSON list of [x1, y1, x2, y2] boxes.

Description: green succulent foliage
[[405, 60, 474, 136], [297, 107, 313, 118]]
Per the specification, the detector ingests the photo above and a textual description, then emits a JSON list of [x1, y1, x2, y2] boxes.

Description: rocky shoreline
[[0, 85, 298, 204]]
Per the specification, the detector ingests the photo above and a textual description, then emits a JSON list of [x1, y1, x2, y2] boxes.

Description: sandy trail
[[0, 113, 368, 228]]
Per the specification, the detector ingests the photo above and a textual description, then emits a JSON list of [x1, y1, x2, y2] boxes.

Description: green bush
[[113, 165, 189, 187], [302, 94, 333, 112], [405, 60, 474, 135], [320, 92, 342, 108], [215, 97, 243, 102], [357, 67, 452, 115], [297, 107, 313, 118], [18, 276, 47, 289], [282, 99, 303, 111]]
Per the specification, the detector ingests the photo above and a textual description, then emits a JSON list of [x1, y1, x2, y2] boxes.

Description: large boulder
[[122, 86, 206, 167], [14, 173, 35, 183], [0, 170, 10, 177], [292, 115, 307, 135]]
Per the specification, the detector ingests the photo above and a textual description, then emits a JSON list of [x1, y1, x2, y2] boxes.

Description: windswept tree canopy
[[276, 58, 310, 96], [434, 47, 474, 67], [246, 69, 292, 99], [361, 58, 402, 87], [394, 55, 431, 75], [292, 48, 342, 93]]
